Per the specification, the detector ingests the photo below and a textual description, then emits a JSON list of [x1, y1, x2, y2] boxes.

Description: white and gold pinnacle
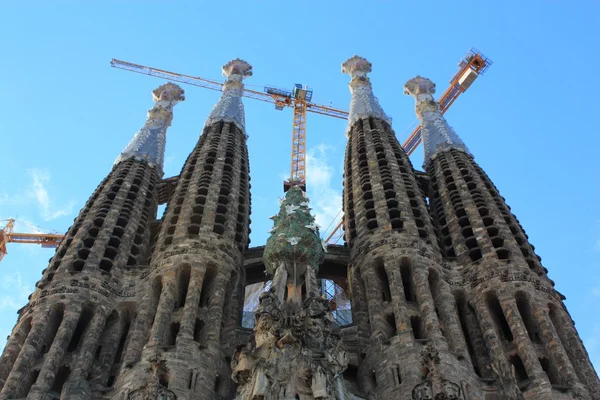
[[204, 59, 252, 134], [115, 83, 185, 177], [404, 76, 471, 164], [342, 55, 391, 137]]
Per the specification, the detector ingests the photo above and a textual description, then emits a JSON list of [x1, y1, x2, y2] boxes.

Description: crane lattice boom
[[326, 49, 492, 244], [0, 219, 64, 263], [401, 49, 492, 156], [111, 51, 491, 244], [111, 59, 348, 192]]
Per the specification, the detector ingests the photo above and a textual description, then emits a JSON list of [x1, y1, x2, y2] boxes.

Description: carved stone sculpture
[[413, 381, 433, 400], [490, 360, 523, 400], [233, 186, 349, 400], [127, 354, 176, 400]]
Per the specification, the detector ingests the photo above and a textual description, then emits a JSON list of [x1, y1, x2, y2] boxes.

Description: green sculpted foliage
[[263, 186, 325, 279]]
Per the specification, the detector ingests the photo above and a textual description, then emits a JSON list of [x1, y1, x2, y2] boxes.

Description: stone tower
[[0, 82, 185, 399], [113, 59, 253, 400], [0, 56, 598, 400], [402, 75, 600, 400], [341, 56, 471, 400]]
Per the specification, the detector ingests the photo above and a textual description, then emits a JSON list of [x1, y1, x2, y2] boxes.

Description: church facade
[[0, 57, 598, 400]]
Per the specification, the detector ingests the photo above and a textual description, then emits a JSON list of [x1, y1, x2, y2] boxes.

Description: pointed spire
[[204, 59, 252, 134], [342, 55, 391, 137], [403, 76, 471, 164], [115, 83, 184, 176]]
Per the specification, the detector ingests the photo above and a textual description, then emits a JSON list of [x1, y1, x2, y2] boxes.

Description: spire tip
[[222, 59, 253, 80], [403, 76, 436, 97], [152, 82, 185, 103], [342, 55, 372, 78]]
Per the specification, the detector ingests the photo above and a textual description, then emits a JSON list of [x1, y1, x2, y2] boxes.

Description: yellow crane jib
[[0, 219, 64, 263]]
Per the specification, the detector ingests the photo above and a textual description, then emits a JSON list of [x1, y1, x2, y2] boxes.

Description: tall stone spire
[[342, 55, 391, 136], [114, 83, 185, 176], [204, 59, 252, 133], [403, 76, 470, 164], [117, 59, 253, 400]]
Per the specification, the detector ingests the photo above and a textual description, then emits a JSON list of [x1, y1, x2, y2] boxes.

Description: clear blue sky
[[1, 1, 599, 369]]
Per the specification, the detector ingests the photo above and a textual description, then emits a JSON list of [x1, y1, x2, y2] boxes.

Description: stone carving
[[233, 186, 350, 399], [204, 58, 252, 134], [127, 353, 176, 400], [411, 344, 464, 400], [233, 294, 350, 399], [403, 76, 471, 165], [115, 83, 184, 176], [263, 186, 325, 306], [490, 359, 523, 400], [412, 381, 433, 400], [440, 381, 461, 400], [342, 55, 391, 137]]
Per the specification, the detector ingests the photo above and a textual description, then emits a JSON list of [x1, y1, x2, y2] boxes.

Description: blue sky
[[0, 1, 599, 370]]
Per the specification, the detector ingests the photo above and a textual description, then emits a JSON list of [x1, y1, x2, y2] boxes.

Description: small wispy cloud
[[28, 169, 76, 221], [0, 272, 31, 311], [305, 144, 344, 242], [593, 282, 600, 297]]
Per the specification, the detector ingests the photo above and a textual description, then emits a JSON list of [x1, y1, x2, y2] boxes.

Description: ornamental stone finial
[[342, 55, 372, 78], [222, 58, 253, 80], [404, 75, 471, 165], [114, 82, 184, 176], [152, 82, 186, 103], [204, 58, 252, 134], [342, 55, 390, 137], [403, 76, 436, 97]]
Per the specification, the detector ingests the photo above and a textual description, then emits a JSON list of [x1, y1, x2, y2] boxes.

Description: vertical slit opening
[[400, 259, 416, 303], [486, 293, 513, 342]]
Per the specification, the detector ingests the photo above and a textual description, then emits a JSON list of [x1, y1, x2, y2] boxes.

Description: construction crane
[[111, 49, 491, 244], [325, 48, 493, 244], [401, 48, 492, 156], [0, 219, 64, 263], [110, 59, 349, 192]]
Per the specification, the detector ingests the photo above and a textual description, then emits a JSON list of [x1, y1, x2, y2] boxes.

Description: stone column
[[501, 298, 548, 387], [30, 303, 83, 398], [383, 259, 410, 334], [460, 298, 492, 377], [0, 311, 50, 398], [180, 267, 205, 340], [305, 266, 319, 299], [361, 266, 387, 339], [413, 268, 445, 346], [0, 318, 32, 387], [205, 270, 232, 341], [535, 309, 588, 397], [552, 307, 600, 397], [70, 308, 107, 380], [94, 315, 124, 386], [472, 300, 514, 381], [123, 280, 161, 366], [350, 267, 370, 349], [148, 279, 177, 346], [272, 263, 288, 303], [438, 291, 471, 363]]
